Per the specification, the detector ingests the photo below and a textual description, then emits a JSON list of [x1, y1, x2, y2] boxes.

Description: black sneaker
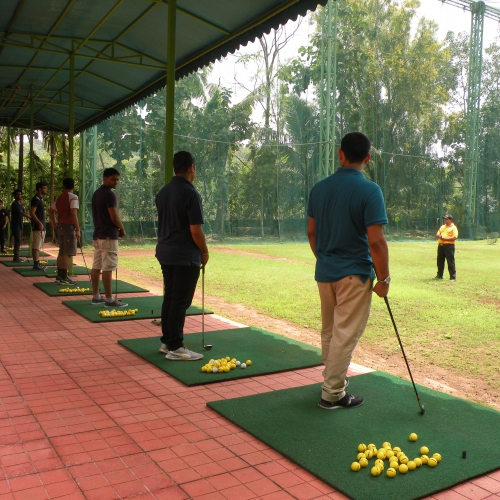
[[13, 258, 25, 263], [32, 264, 46, 271], [318, 392, 363, 410], [58, 276, 78, 285], [91, 297, 106, 305], [432, 276, 443, 280]]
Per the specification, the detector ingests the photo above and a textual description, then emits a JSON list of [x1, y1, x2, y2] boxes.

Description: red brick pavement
[[0, 249, 498, 500]]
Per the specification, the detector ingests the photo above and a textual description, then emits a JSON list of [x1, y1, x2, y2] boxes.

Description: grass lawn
[[119, 240, 500, 390]]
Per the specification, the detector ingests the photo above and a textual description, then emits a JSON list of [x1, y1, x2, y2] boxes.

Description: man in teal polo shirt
[[307, 132, 390, 410]]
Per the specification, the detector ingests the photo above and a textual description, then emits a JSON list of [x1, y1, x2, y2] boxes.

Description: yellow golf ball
[[389, 460, 399, 470], [433, 453, 442, 463], [413, 457, 423, 467], [420, 454, 429, 464], [409, 433, 418, 441], [375, 459, 384, 470], [367, 443, 377, 450], [398, 464, 408, 474], [376, 450, 386, 460], [407, 461, 416, 471], [371, 466, 381, 477], [428, 457, 438, 467], [359, 457, 369, 468], [245, 360, 252, 366], [385, 450, 395, 459], [358, 443, 367, 452], [386, 467, 397, 478], [351, 462, 361, 472], [420, 446, 429, 455], [382, 442, 392, 448], [364, 449, 373, 459], [356, 452, 365, 461]]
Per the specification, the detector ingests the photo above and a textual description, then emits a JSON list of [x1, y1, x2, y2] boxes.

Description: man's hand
[[372, 281, 389, 298], [118, 228, 126, 238], [201, 253, 209, 266], [76, 229, 81, 242], [38, 222, 43, 231]]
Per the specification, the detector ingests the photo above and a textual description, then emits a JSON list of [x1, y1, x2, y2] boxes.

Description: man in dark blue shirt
[[90, 168, 127, 306], [155, 151, 209, 361], [307, 132, 390, 410], [10, 190, 31, 262], [30, 181, 48, 270], [0, 199, 9, 254]]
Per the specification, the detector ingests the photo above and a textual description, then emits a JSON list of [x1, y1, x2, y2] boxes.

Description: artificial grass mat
[[62, 295, 211, 322], [34, 279, 148, 296], [1, 259, 57, 267], [118, 327, 322, 386], [207, 371, 500, 500], [13, 266, 89, 277], [0, 250, 50, 257]]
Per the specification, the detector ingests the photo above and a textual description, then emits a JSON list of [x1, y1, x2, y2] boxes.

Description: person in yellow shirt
[[434, 214, 458, 281]]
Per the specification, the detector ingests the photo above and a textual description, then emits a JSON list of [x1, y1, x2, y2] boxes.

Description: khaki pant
[[317, 276, 372, 402]]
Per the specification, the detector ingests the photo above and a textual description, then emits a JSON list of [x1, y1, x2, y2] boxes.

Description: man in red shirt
[[50, 178, 81, 285]]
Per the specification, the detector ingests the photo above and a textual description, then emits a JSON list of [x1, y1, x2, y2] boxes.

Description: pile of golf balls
[[201, 357, 252, 373], [99, 308, 139, 318], [59, 287, 90, 293], [39, 260, 49, 265], [350, 434, 442, 477]]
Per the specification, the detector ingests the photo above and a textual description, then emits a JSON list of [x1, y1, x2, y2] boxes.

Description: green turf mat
[[34, 280, 148, 296], [1, 259, 57, 267], [208, 371, 500, 500], [0, 250, 50, 258], [118, 327, 322, 386], [62, 295, 212, 322], [13, 266, 89, 277]]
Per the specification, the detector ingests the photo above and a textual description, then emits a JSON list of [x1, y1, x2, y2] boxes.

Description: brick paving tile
[[0, 256, 497, 500]]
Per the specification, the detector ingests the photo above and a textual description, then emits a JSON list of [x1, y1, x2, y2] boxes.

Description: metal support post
[[165, 0, 177, 184]]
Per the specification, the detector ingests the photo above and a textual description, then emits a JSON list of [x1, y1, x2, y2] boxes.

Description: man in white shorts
[[90, 168, 127, 307], [30, 181, 48, 270]]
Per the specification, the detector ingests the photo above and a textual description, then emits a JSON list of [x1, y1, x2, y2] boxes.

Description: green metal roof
[[0, 0, 326, 134]]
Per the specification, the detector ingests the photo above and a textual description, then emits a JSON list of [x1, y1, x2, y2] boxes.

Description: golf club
[[78, 241, 92, 284], [201, 265, 212, 350], [384, 296, 425, 415]]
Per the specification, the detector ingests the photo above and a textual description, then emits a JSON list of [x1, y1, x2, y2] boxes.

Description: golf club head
[[420, 404, 425, 415], [203, 344, 213, 351]]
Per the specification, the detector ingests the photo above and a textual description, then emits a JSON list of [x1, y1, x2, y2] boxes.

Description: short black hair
[[63, 178, 75, 189], [103, 167, 120, 178], [12, 189, 21, 197], [36, 181, 48, 190], [173, 151, 195, 175], [340, 132, 371, 163]]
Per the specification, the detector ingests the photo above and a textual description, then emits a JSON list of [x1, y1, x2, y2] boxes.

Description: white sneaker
[[158, 343, 169, 354], [165, 347, 203, 361]]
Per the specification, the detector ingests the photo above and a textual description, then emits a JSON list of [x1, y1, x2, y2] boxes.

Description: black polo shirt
[[10, 201, 24, 231], [30, 195, 46, 231], [92, 185, 119, 240], [155, 176, 204, 266]]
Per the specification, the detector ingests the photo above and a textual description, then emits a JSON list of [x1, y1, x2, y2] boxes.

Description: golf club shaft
[[384, 296, 424, 411], [202, 265, 205, 345], [80, 244, 91, 283]]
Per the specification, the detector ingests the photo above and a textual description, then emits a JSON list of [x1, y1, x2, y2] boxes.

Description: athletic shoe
[[151, 319, 162, 326], [91, 297, 106, 305], [318, 392, 363, 410], [450, 278, 456, 282], [159, 343, 169, 354], [58, 276, 78, 285], [432, 276, 443, 280], [165, 347, 204, 361], [104, 299, 128, 308], [32, 264, 46, 271], [13, 258, 25, 263]]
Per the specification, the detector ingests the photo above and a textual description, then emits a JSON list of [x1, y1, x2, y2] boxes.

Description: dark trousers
[[0, 227, 6, 252], [13, 228, 22, 260], [160, 264, 200, 351], [437, 244, 456, 279]]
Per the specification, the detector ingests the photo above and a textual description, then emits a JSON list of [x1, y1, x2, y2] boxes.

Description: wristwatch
[[378, 276, 391, 285]]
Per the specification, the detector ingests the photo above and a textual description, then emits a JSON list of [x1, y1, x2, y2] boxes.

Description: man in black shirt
[[91, 168, 127, 307], [10, 190, 31, 262], [0, 200, 9, 254], [155, 151, 209, 361], [30, 181, 48, 270]]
